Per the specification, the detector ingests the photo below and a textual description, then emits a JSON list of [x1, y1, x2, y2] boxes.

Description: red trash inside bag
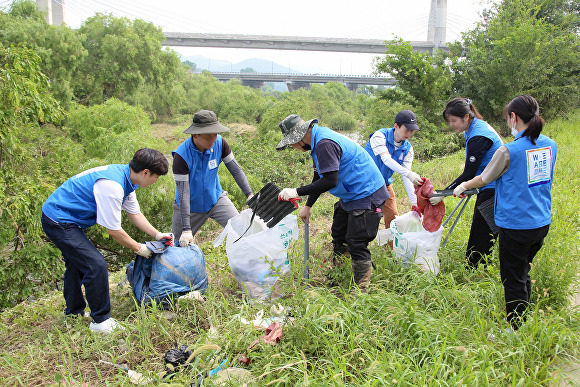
[[414, 178, 445, 232]]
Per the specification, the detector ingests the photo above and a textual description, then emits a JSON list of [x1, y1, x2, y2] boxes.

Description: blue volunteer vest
[[364, 127, 412, 185], [465, 117, 503, 190], [494, 132, 557, 230], [311, 125, 385, 202], [173, 136, 223, 213], [42, 164, 137, 228]]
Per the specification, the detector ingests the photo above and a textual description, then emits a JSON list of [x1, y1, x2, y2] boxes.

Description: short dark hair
[[505, 95, 544, 145], [129, 148, 168, 176], [443, 98, 483, 122]]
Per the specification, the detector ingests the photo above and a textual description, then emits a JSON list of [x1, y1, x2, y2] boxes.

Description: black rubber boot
[[351, 259, 373, 294]]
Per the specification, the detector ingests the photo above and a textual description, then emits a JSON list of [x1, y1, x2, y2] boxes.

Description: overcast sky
[[1, 0, 493, 74]]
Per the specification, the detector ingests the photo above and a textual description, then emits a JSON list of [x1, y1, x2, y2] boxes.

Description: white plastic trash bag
[[381, 211, 443, 274], [213, 209, 299, 300], [376, 228, 393, 245]]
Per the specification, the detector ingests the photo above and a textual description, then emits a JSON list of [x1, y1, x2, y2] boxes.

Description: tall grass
[[0, 113, 578, 385]]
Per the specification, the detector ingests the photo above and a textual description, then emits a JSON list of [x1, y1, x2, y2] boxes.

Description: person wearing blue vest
[[430, 98, 503, 268], [41, 148, 172, 334], [275, 114, 388, 293], [364, 110, 424, 233], [455, 95, 557, 331], [172, 110, 253, 247]]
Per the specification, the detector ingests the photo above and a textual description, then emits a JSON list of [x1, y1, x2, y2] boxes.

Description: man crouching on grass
[[41, 148, 173, 334]]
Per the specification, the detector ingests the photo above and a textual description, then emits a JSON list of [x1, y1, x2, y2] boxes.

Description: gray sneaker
[[89, 318, 124, 334]]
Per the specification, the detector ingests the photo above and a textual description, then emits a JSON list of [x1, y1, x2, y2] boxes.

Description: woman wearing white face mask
[[431, 98, 503, 268], [455, 95, 557, 330]]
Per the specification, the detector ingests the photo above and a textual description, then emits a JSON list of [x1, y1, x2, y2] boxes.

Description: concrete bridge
[[210, 72, 396, 91], [37, 0, 449, 90], [163, 32, 445, 55]]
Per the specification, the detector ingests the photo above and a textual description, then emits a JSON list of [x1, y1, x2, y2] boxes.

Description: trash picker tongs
[[303, 222, 309, 282], [430, 188, 479, 248]]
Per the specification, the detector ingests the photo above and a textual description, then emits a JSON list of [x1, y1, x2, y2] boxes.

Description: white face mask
[[509, 114, 518, 137]]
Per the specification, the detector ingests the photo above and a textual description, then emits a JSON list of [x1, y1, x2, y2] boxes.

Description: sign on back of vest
[[526, 147, 553, 187]]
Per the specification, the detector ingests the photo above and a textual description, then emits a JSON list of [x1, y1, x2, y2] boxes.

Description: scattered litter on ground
[[248, 322, 283, 350], [214, 367, 255, 386], [98, 360, 153, 385], [270, 303, 286, 316], [207, 325, 219, 339], [238, 354, 251, 365], [118, 339, 129, 352], [163, 344, 194, 372], [177, 290, 205, 303], [161, 310, 176, 320], [236, 308, 292, 330]]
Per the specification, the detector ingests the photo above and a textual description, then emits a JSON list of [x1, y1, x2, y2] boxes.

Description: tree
[[0, 43, 69, 306], [215, 79, 269, 123], [183, 60, 197, 72], [450, 0, 580, 121], [240, 67, 257, 73], [0, 43, 64, 166], [0, 0, 87, 109], [75, 14, 184, 105], [373, 39, 453, 123]]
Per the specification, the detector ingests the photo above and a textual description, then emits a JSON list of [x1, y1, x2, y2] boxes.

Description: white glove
[[453, 183, 468, 197], [406, 171, 423, 186], [179, 230, 194, 247], [429, 196, 444, 205], [155, 232, 174, 245], [278, 188, 299, 201], [136, 243, 153, 258]]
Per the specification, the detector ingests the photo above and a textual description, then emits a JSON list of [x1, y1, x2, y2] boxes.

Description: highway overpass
[[209, 72, 396, 91], [163, 32, 445, 54]]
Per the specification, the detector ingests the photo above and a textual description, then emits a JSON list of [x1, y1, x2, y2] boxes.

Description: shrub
[[328, 111, 357, 131]]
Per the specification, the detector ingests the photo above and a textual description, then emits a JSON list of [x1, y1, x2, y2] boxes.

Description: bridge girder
[[163, 33, 445, 54]]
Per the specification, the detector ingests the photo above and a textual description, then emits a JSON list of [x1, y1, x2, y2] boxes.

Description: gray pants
[[172, 191, 239, 239]]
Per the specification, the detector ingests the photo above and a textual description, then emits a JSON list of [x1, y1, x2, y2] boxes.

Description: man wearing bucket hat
[[172, 110, 253, 247], [276, 114, 388, 293], [364, 110, 424, 236]]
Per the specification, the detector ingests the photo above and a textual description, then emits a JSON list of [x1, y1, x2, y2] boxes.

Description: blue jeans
[[41, 213, 111, 323]]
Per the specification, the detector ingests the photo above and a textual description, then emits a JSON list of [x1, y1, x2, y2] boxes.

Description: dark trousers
[[466, 189, 498, 267], [41, 213, 111, 323], [331, 201, 383, 262], [499, 225, 550, 329]]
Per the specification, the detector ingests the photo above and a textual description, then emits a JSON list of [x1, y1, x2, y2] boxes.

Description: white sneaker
[[89, 318, 124, 334]]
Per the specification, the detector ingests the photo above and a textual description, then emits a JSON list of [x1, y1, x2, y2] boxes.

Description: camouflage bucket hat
[[275, 114, 318, 150]]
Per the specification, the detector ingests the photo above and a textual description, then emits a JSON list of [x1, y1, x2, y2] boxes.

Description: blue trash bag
[[126, 242, 208, 306]]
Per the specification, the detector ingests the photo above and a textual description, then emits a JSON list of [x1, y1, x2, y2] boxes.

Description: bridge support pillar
[[36, 0, 65, 25], [286, 81, 312, 91], [346, 83, 359, 91]]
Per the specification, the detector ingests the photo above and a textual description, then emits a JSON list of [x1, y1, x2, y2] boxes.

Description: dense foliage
[[450, 0, 580, 122], [0, 43, 68, 305], [0, 1, 579, 384], [1, 0, 579, 311], [375, 0, 580, 125]]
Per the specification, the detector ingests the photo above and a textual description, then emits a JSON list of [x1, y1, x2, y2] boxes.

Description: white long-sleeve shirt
[[369, 131, 417, 205]]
